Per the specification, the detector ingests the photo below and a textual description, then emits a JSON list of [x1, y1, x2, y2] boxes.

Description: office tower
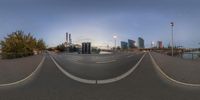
[[121, 41, 128, 49], [138, 37, 145, 48], [157, 41, 163, 48], [128, 39, 136, 48]]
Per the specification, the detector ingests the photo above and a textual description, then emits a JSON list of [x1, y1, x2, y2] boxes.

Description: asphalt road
[[0, 54, 44, 84], [0, 53, 200, 100], [51, 52, 144, 80]]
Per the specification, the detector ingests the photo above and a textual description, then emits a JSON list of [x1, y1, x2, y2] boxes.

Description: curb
[[149, 52, 200, 87], [0, 55, 46, 87], [50, 53, 146, 84]]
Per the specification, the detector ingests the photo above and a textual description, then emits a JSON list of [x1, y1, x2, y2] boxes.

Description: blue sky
[[0, 0, 200, 48]]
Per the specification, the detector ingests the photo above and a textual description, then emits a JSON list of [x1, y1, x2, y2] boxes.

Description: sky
[[0, 0, 200, 48]]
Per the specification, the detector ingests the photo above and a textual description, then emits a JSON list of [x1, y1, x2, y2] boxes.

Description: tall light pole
[[170, 22, 174, 56], [198, 42, 200, 51], [113, 35, 117, 50]]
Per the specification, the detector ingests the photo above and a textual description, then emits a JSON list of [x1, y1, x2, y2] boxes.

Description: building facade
[[138, 37, 145, 48], [121, 41, 128, 49], [157, 41, 163, 48], [128, 39, 136, 48], [82, 42, 91, 54]]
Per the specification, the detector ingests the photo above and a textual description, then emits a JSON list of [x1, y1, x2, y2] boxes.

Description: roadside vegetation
[[0, 30, 46, 59]]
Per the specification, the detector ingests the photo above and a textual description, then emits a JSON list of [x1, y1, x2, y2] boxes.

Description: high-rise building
[[128, 39, 136, 48], [82, 42, 91, 54], [121, 41, 128, 49], [138, 37, 145, 48], [157, 41, 163, 48]]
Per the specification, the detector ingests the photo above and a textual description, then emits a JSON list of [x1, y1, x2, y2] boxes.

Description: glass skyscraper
[[121, 41, 128, 49], [128, 39, 136, 48], [138, 37, 145, 48]]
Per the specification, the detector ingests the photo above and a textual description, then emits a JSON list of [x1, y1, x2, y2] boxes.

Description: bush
[[56, 44, 66, 52], [0, 30, 46, 59], [1, 52, 34, 59]]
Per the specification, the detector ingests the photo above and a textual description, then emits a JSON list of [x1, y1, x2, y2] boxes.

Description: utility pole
[[170, 22, 174, 56]]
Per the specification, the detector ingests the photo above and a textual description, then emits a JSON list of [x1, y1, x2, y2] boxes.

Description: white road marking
[[149, 52, 200, 87], [0, 55, 46, 87], [71, 58, 81, 62], [50, 52, 146, 84], [97, 53, 146, 84], [50, 55, 97, 84]]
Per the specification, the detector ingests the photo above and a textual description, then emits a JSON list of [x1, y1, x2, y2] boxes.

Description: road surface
[[0, 53, 200, 100], [51, 52, 144, 80]]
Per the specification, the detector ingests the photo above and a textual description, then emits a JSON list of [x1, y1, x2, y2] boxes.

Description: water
[[182, 51, 200, 59]]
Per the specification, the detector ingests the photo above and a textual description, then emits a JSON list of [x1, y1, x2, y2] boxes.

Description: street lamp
[[198, 42, 200, 51], [113, 35, 117, 50], [151, 41, 155, 48], [170, 22, 174, 56]]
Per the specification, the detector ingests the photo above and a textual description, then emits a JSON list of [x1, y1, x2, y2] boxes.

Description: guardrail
[[181, 52, 200, 60]]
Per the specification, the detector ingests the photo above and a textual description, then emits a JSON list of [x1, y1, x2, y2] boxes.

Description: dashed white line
[[50, 52, 146, 84]]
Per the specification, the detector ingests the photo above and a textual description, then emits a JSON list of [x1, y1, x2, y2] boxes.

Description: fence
[[181, 52, 200, 60]]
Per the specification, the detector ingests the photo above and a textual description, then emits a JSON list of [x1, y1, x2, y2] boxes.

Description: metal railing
[[181, 52, 200, 60]]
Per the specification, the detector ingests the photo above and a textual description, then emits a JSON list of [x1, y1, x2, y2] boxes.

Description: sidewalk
[[151, 52, 200, 84], [0, 54, 44, 84]]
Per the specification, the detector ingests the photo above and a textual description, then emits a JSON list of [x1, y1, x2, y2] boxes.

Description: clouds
[[0, 0, 200, 48]]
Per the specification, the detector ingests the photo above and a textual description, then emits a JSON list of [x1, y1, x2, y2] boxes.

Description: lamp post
[[170, 22, 174, 56], [113, 35, 117, 51], [198, 42, 200, 51]]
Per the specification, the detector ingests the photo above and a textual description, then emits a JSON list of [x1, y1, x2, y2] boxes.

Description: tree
[[0, 30, 46, 59], [117, 46, 121, 50], [36, 39, 46, 50], [56, 43, 66, 52]]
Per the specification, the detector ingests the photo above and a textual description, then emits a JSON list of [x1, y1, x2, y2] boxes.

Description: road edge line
[[97, 53, 146, 84], [0, 55, 46, 87], [149, 52, 200, 87], [49, 55, 96, 84]]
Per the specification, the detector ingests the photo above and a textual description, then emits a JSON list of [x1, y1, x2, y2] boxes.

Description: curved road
[[0, 53, 200, 100], [51, 52, 144, 80]]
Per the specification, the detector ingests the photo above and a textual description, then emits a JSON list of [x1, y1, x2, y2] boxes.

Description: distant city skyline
[[1, 0, 200, 48]]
